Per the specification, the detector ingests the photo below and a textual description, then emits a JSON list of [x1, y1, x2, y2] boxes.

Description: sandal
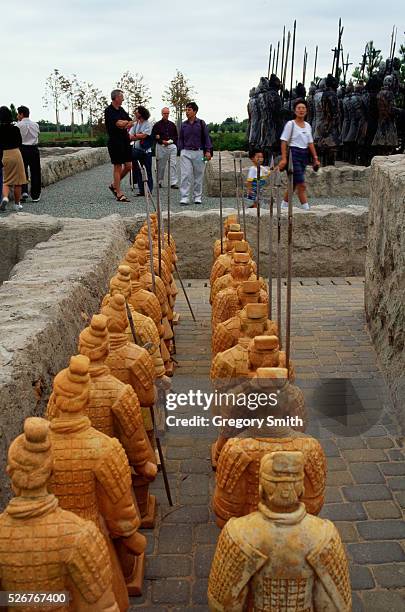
[[109, 184, 117, 196], [116, 194, 130, 202]]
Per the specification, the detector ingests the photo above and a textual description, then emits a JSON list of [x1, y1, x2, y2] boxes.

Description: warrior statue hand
[[137, 460, 158, 481], [123, 531, 147, 555]]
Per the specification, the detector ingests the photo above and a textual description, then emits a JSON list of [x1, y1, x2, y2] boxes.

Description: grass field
[[39, 132, 96, 144]]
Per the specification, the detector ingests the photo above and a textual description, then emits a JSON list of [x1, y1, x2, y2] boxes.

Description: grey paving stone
[[195, 523, 221, 544], [325, 487, 343, 503], [157, 525, 193, 554], [326, 470, 353, 485], [342, 484, 392, 502], [349, 463, 385, 484], [349, 565, 375, 590], [162, 505, 209, 524], [326, 457, 347, 471], [364, 500, 402, 519], [394, 491, 405, 508], [180, 458, 211, 474], [320, 502, 367, 521], [387, 476, 405, 490], [357, 519, 405, 540], [379, 461, 405, 475], [387, 449, 404, 461], [361, 590, 405, 612], [367, 436, 395, 448], [320, 439, 340, 457], [167, 446, 191, 460], [372, 563, 405, 588], [337, 437, 367, 449], [336, 522, 359, 542], [348, 541, 405, 564], [351, 592, 364, 612], [194, 546, 216, 578], [192, 578, 209, 605], [151, 579, 190, 605], [146, 555, 192, 578], [342, 449, 387, 462]]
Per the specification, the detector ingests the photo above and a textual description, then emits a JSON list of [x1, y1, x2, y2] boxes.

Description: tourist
[[130, 106, 154, 196], [245, 148, 272, 209], [17, 105, 41, 202], [152, 107, 178, 188], [104, 89, 134, 202], [0, 106, 26, 212], [278, 98, 320, 211], [178, 102, 212, 205]]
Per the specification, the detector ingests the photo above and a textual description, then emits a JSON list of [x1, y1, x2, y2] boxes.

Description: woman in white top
[[278, 99, 320, 210], [129, 105, 153, 196]]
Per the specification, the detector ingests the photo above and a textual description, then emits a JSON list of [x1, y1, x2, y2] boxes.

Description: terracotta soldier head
[[79, 314, 109, 363], [102, 293, 129, 334], [238, 279, 261, 305], [248, 335, 281, 369], [110, 265, 132, 299], [230, 252, 252, 282], [53, 354, 91, 415], [123, 248, 141, 281], [240, 303, 269, 336], [7, 417, 52, 497]]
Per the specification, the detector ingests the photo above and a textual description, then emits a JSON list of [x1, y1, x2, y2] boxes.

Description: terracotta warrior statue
[[0, 417, 119, 611], [150, 212, 177, 262], [101, 293, 159, 527], [102, 265, 168, 381], [121, 251, 173, 373], [212, 279, 269, 331], [138, 223, 174, 274], [208, 451, 351, 612], [211, 252, 265, 306], [210, 232, 254, 294], [212, 302, 278, 356], [136, 242, 174, 323], [213, 214, 238, 260], [211, 335, 295, 386], [48, 355, 146, 609], [211, 361, 305, 468], [213, 367, 326, 525], [134, 236, 177, 312]]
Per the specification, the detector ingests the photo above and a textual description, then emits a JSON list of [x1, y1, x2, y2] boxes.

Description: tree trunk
[[55, 98, 60, 135]]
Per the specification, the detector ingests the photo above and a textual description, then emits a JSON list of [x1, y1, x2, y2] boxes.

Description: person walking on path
[[0, 106, 26, 212], [152, 107, 178, 188], [104, 89, 134, 202], [17, 105, 41, 202], [129, 105, 154, 196], [278, 98, 320, 211], [178, 102, 212, 205]]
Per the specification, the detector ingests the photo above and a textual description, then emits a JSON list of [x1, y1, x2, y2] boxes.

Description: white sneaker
[[179, 199, 189, 206], [13, 203, 23, 212], [21, 192, 29, 202], [301, 203, 310, 211], [32, 195, 41, 203], [0, 198, 8, 211]]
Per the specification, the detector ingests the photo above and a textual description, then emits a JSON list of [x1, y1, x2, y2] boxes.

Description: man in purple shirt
[[178, 102, 212, 205]]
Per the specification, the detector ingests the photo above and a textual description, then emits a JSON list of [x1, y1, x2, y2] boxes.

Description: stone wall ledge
[[41, 147, 109, 186], [205, 151, 371, 197], [124, 204, 368, 278], [0, 213, 128, 504]]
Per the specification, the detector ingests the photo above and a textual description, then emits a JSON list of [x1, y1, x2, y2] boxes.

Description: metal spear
[[233, 155, 240, 222], [239, 156, 247, 239], [289, 20, 297, 112], [268, 157, 275, 319], [219, 151, 224, 254], [275, 40, 280, 75], [267, 43, 273, 79], [140, 164, 156, 294], [255, 162, 261, 279], [285, 149, 294, 379], [155, 156, 162, 278], [275, 169, 282, 348], [313, 45, 318, 82]]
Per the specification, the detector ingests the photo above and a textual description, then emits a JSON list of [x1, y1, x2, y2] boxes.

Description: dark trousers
[[132, 148, 153, 195], [21, 145, 41, 199]]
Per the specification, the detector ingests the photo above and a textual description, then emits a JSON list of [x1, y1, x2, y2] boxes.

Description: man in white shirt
[[17, 106, 41, 202]]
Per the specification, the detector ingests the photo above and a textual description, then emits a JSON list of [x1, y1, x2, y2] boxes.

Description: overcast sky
[[3, 0, 403, 124]]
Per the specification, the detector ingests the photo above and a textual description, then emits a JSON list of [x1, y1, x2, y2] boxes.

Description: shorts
[[108, 139, 132, 165], [290, 146, 308, 186]]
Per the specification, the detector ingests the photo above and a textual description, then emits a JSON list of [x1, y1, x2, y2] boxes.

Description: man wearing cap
[[178, 102, 212, 205], [152, 107, 179, 188], [208, 451, 351, 612]]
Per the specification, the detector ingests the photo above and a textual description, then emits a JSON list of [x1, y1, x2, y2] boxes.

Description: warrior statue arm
[[67, 521, 120, 611]]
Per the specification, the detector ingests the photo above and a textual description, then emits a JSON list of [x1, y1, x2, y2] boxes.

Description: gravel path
[[1, 162, 368, 219]]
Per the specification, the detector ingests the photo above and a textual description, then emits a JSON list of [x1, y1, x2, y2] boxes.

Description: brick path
[[130, 279, 405, 611]]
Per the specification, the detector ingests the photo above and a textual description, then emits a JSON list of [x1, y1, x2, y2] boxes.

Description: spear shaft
[[289, 20, 297, 111]]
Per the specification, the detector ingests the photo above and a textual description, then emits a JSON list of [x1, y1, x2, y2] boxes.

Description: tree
[[60, 74, 79, 132], [74, 80, 87, 128], [43, 69, 66, 135], [9, 104, 17, 121], [163, 69, 196, 129], [84, 83, 108, 137], [116, 71, 151, 115]]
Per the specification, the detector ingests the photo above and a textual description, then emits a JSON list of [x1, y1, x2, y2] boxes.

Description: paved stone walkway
[[1, 162, 368, 219], [130, 279, 405, 611]]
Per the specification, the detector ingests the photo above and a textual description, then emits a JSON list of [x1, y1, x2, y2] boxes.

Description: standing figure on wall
[[363, 75, 382, 165], [312, 78, 326, 154], [341, 81, 354, 162], [372, 75, 398, 155], [307, 82, 317, 127], [208, 451, 352, 612], [318, 74, 340, 166], [248, 86, 261, 149], [258, 74, 282, 160]]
